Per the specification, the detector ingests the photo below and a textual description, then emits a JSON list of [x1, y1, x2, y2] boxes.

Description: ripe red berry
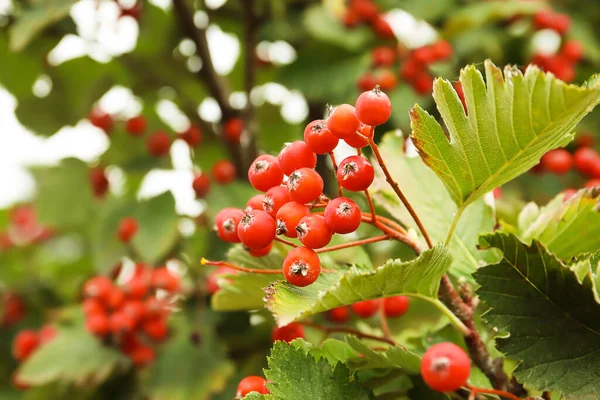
[[282, 246, 321, 287], [575, 132, 594, 148], [383, 296, 410, 318], [192, 173, 211, 198], [122, 300, 147, 323], [533, 10, 554, 30], [573, 147, 599, 176], [431, 40, 453, 60], [344, 123, 372, 149], [421, 342, 471, 392], [296, 214, 332, 249], [129, 343, 156, 367], [117, 217, 138, 243], [328, 306, 351, 324], [89, 167, 109, 198], [371, 46, 396, 67], [586, 178, 600, 188], [272, 322, 305, 343], [1, 293, 25, 326], [125, 115, 147, 136], [327, 104, 361, 139], [356, 86, 392, 126], [324, 197, 362, 234], [237, 210, 276, 250], [142, 317, 168, 342], [85, 312, 110, 336], [540, 149, 573, 175], [249, 242, 273, 257], [357, 73, 377, 92], [276, 201, 310, 238], [83, 276, 114, 302], [147, 131, 171, 157], [248, 155, 284, 192], [83, 298, 105, 315], [372, 16, 394, 39], [223, 118, 244, 143], [178, 123, 202, 147], [236, 376, 270, 397], [215, 208, 245, 243], [413, 72, 434, 95], [412, 45, 436, 65], [107, 286, 127, 309], [352, 299, 380, 318], [278, 141, 317, 176], [212, 160, 237, 184], [551, 13, 571, 35], [89, 109, 113, 134], [13, 330, 39, 361], [561, 40, 583, 62], [262, 185, 292, 217], [246, 194, 266, 211], [304, 120, 339, 154], [376, 69, 398, 91], [287, 168, 324, 204], [400, 58, 423, 81], [337, 155, 375, 192], [109, 312, 136, 335]]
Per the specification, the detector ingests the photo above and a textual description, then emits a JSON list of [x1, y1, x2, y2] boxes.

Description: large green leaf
[[18, 325, 130, 386], [475, 232, 600, 399], [265, 246, 454, 327], [410, 60, 600, 211], [303, 5, 373, 52], [371, 133, 498, 278], [344, 336, 421, 375]]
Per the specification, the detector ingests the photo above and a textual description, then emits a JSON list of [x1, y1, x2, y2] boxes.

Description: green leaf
[[410, 60, 600, 210], [290, 338, 361, 367], [475, 232, 600, 398], [18, 325, 129, 386], [303, 5, 373, 52], [265, 246, 453, 327], [263, 341, 372, 399], [345, 336, 421, 375], [372, 133, 498, 278], [388, 86, 432, 130]]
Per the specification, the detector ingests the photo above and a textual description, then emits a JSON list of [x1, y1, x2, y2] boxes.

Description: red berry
[[573, 147, 599, 176], [215, 208, 245, 243], [276, 201, 310, 238], [412, 45, 436, 65], [248, 155, 284, 192], [371, 46, 396, 67], [372, 16, 394, 39], [540, 149, 573, 175], [125, 115, 147, 136], [343, 9, 360, 27], [493, 187, 503, 199], [337, 155, 375, 192], [413, 72, 434, 95], [262, 185, 292, 217], [400, 58, 423, 81], [561, 40, 583, 62], [272, 322, 305, 343], [13, 330, 39, 361], [383, 296, 410, 318], [328, 306, 351, 323], [89, 167, 109, 198], [552, 13, 571, 35], [431, 40, 453, 60], [1, 293, 25, 326], [344, 123, 372, 149], [151, 267, 180, 292], [533, 10, 554, 30], [83, 276, 113, 302], [146, 130, 171, 157], [356, 86, 392, 126], [278, 141, 317, 176], [324, 197, 362, 234], [352, 0, 378, 21], [304, 120, 339, 154], [236, 376, 270, 397], [223, 118, 244, 143], [85, 312, 110, 336], [178, 123, 202, 147], [327, 104, 361, 139], [192, 173, 211, 198], [129, 343, 156, 367], [145, 297, 169, 318], [83, 298, 105, 315], [246, 194, 266, 211], [357, 73, 377, 92], [282, 247, 321, 287], [109, 312, 136, 334], [352, 299, 380, 318], [249, 242, 273, 257], [287, 168, 324, 204], [122, 300, 147, 324], [553, 61, 575, 83], [237, 210, 276, 250], [212, 160, 237, 184], [142, 317, 168, 342], [117, 217, 138, 243], [89, 109, 113, 134], [376, 69, 398, 91], [421, 342, 471, 392], [296, 214, 332, 249], [575, 132, 594, 148]]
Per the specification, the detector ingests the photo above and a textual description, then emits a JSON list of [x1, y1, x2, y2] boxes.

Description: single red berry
[[248, 155, 284, 192], [357, 73, 377, 92], [328, 306, 351, 323], [412, 45, 436, 65], [125, 115, 147, 136], [372, 16, 394, 39], [304, 120, 339, 154], [109, 312, 136, 335], [38, 325, 56, 345], [237, 210, 276, 250], [400, 58, 423, 81], [553, 61, 575, 83], [272, 322, 305, 343], [343, 8, 360, 27], [344, 123, 372, 149], [152, 267, 180, 292], [431, 40, 453, 60], [573, 147, 599, 176], [1, 293, 25, 326], [287, 168, 324, 204], [85, 312, 110, 336], [129, 343, 156, 367], [352, 0, 378, 21], [324, 197, 362, 234], [276, 201, 310, 238], [296, 214, 332, 249], [352, 299, 380, 318], [278, 141, 317, 176], [376, 69, 398, 91], [89, 109, 113, 134], [12, 330, 39, 361], [282, 246, 321, 287], [178, 123, 202, 147], [249, 241, 273, 257], [337, 155, 375, 192], [413, 72, 434, 95], [89, 167, 109, 198], [215, 208, 245, 243], [192, 173, 211, 198], [223, 118, 244, 143], [123, 276, 150, 300], [551, 13, 571, 35], [122, 300, 147, 324], [212, 160, 237, 184], [83, 276, 114, 302], [236, 376, 270, 397], [575, 132, 594, 148], [356, 86, 392, 126], [561, 40, 583, 62], [327, 104, 361, 139], [107, 286, 127, 309], [383, 296, 410, 318], [540, 149, 573, 175], [117, 217, 138, 243], [371, 46, 396, 67], [246, 194, 266, 211], [262, 185, 292, 217], [83, 298, 105, 315], [533, 10, 554, 30], [142, 317, 168, 342], [421, 342, 471, 392]]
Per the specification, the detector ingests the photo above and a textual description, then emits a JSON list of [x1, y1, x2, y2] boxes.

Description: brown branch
[[299, 321, 396, 346]]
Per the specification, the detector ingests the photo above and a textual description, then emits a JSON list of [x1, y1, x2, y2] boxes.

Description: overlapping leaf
[[475, 232, 600, 399]]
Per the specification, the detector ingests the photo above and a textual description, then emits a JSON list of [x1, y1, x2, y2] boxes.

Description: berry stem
[[466, 384, 523, 400], [315, 235, 390, 254], [299, 320, 396, 346], [328, 152, 344, 198], [364, 189, 378, 223], [368, 138, 434, 249], [378, 299, 393, 341], [201, 258, 282, 274], [274, 237, 298, 248]]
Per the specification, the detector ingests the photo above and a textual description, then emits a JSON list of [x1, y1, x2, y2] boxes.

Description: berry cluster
[[211, 87, 392, 287], [0, 205, 54, 251], [329, 296, 410, 322], [192, 159, 238, 199], [398, 41, 453, 95], [342, 0, 395, 39], [81, 264, 180, 367]]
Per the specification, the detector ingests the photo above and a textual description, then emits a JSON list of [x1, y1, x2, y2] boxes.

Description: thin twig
[[315, 235, 390, 254], [274, 237, 298, 248], [465, 384, 522, 400], [329, 152, 343, 197], [364, 189, 378, 223], [201, 258, 281, 274], [299, 321, 396, 346], [378, 299, 393, 341]]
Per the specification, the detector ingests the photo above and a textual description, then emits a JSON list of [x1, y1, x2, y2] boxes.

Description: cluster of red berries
[[12, 325, 57, 362], [1, 292, 26, 327], [81, 264, 180, 367], [0, 205, 54, 252], [212, 87, 391, 287], [342, 0, 395, 39], [329, 296, 410, 322], [192, 159, 238, 199]]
